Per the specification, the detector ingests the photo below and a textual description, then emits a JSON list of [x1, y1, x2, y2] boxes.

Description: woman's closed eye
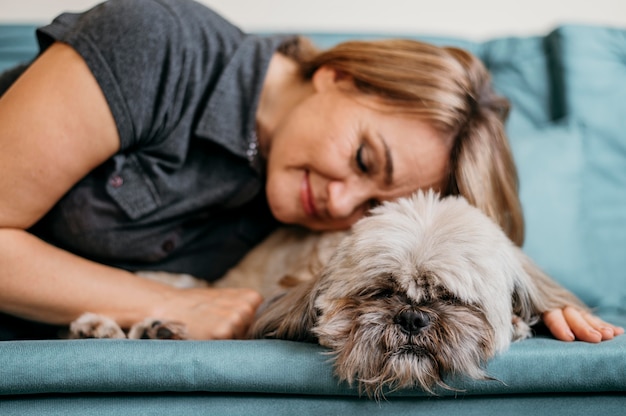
[[356, 144, 381, 211], [356, 144, 371, 173]]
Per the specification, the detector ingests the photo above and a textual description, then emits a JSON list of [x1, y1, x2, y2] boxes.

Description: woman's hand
[[156, 286, 264, 340], [542, 306, 624, 343]]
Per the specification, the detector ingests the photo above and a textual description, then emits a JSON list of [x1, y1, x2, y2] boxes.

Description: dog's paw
[[127, 318, 189, 340], [69, 312, 127, 339], [511, 314, 532, 341]]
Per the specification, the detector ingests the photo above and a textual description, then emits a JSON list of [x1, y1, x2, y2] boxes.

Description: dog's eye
[[359, 286, 395, 300], [372, 288, 394, 299], [439, 292, 460, 304]]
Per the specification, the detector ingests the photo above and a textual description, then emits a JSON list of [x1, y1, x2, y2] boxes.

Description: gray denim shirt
[[6, 0, 296, 281]]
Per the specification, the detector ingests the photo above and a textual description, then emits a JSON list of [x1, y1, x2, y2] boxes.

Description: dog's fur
[[70, 190, 585, 397]]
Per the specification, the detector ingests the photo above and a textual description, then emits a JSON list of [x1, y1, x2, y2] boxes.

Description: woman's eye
[[356, 144, 369, 173]]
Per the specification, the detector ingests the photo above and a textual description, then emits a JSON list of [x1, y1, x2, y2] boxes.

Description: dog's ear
[[511, 248, 588, 324], [247, 278, 319, 342]]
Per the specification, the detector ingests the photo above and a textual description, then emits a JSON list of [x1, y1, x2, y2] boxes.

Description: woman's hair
[[278, 37, 524, 246]]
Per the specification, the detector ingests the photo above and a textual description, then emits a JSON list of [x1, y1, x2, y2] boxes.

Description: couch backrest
[[0, 24, 38, 72], [483, 26, 626, 311]]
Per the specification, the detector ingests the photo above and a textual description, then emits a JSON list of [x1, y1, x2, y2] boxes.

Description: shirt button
[[162, 240, 175, 253], [110, 175, 124, 188]]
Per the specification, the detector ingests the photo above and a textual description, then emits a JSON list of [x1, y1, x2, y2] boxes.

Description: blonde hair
[[279, 37, 524, 246]]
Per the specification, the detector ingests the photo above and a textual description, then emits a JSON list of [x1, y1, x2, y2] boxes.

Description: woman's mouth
[[300, 171, 319, 217]]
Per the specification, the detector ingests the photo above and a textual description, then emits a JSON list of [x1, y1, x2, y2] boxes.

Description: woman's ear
[[312, 66, 353, 92]]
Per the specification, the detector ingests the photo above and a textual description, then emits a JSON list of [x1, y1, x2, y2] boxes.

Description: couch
[[0, 23, 625, 416]]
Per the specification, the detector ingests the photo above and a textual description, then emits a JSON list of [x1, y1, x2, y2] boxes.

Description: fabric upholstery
[[1, 313, 625, 398]]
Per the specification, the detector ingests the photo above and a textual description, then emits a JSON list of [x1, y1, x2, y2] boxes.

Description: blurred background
[[1, 0, 625, 39]]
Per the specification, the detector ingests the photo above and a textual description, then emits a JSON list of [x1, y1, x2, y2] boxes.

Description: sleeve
[[35, 0, 239, 152]]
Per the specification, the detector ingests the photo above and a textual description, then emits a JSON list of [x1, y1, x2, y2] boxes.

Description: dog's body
[[71, 191, 585, 396]]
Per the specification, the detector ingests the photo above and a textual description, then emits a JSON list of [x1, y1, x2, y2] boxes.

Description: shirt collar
[[194, 33, 295, 173]]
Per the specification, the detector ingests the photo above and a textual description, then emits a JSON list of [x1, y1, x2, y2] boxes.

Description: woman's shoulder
[[38, 0, 243, 50], [35, 0, 245, 152]]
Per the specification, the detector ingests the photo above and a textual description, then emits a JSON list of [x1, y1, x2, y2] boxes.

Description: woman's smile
[[300, 170, 319, 218]]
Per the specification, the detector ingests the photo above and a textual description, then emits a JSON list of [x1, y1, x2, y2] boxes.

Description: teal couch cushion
[[1, 313, 625, 398], [511, 123, 591, 301], [482, 34, 557, 130], [0, 24, 37, 72], [554, 26, 626, 309], [489, 26, 626, 310]]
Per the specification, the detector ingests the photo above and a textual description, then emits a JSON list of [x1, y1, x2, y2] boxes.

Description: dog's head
[[250, 190, 580, 397]]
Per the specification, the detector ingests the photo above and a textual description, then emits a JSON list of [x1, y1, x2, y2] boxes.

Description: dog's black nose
[[395, 310, 430, 334]]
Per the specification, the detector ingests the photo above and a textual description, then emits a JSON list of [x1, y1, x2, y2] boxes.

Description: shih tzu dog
[[70, 190, 585, 397]]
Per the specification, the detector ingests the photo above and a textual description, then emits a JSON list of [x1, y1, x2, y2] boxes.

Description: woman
[[0, 0, 621, 341]]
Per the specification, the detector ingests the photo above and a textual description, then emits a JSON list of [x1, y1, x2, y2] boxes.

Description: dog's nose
[[395, 310, 430, 334]]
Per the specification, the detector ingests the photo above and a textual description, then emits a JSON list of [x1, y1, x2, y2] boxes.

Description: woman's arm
[[0, 228, 261, 339], [0, 42, 261, 339], [0, 42, 119, 228]]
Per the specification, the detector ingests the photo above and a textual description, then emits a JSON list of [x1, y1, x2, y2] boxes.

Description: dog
[[70, 190, 586, 397]]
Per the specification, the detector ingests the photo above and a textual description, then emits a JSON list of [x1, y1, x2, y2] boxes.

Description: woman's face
[[264, 67, 452, 231]]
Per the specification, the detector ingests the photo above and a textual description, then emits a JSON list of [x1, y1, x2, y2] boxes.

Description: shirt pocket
[[105, 154, 161, 220]]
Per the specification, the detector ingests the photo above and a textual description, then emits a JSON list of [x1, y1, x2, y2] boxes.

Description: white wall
[[1, 0, 625, 40]]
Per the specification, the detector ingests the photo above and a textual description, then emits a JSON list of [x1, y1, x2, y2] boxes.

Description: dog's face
[[250, 190, 579, 397]]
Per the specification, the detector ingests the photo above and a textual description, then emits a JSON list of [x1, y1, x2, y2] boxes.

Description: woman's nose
[[326, 180, 369, 220]]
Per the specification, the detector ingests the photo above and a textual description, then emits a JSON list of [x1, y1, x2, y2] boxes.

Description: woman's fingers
[[542, 307, 624, 343], [562, 306, 603, 343], [542, 308, 575, 341]]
